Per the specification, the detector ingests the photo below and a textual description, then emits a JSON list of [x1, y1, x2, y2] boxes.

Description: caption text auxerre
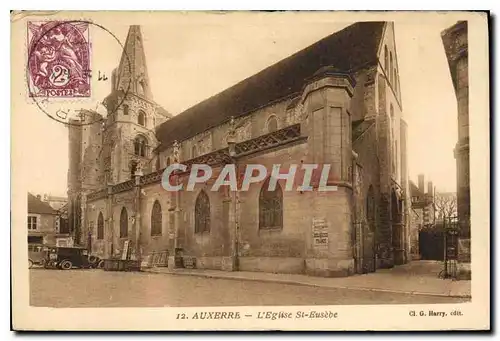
[[177, 311, 338, 320]]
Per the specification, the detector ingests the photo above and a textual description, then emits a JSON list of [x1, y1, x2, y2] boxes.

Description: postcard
[[11, 10, 490, 331]]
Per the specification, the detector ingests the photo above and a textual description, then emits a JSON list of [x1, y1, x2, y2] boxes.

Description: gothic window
[[120, 207, 128, 238], [259, 177, 283, 230], [138, 110, 146, 126], [134, 135, 147, 157], [192, 145, 197, 158], [97, 212, 104, 240], [166, 157, 171, 167], [195, 190, 210, 233], [123, 104, 129, 115], [384, 45, 389, 74], [267, 116, 278, 133], [389, 52, 394, 84], [366, 185, 376, 232], [151, 200, 162, 236]]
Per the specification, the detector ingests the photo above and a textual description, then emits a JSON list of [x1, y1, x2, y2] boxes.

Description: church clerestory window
[[259, 177, 283, 230]]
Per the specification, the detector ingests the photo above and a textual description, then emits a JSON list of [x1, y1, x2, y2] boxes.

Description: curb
[[142, 269, 472, 299]]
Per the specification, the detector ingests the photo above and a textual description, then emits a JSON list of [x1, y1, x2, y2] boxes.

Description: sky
[[19, 12, 460, 197]]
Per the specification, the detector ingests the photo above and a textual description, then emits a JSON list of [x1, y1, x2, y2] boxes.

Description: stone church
[[67, 21, 410, 277]]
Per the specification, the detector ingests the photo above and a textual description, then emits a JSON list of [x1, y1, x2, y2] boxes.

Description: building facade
[[68, 22, 411, 277], [27, 193, 68, 245], [409, 174, 435, 260], [441, 21, 470, 264]]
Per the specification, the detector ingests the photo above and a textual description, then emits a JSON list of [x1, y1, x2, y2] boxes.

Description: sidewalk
[[143, 261, 471, 298]]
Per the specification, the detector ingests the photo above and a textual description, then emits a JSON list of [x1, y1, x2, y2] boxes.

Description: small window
[[27, 216, 38, 230], [138, 110, 146, 126], [123, 104, 129, 115], [191, 145, 197, 158], [267, 116, 278, 133], [166, 157, 171, 167]]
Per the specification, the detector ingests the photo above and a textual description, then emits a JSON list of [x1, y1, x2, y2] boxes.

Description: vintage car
[[43, 246, 104, 270], [28, 244, 48, 268]]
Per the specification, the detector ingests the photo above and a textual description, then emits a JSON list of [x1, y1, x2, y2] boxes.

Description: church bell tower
[[102, 25, 163, 185]]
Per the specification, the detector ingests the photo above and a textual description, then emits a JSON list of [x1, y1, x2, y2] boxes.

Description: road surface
[[29, 269, 468, 307]]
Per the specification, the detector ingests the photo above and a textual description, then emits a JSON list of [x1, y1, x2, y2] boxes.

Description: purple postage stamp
[[27, 21, 91, 98]]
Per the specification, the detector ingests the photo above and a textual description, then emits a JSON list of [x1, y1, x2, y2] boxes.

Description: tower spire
[[114, 25, 153, 100]]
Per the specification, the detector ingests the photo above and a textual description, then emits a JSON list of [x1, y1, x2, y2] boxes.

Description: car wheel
[[28, 259, 33, 269], [88, 255, 99, 265], [97, 260, 105, 269], [60, 260, 73, 270]]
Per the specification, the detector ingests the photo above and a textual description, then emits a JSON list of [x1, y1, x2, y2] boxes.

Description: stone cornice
[[301, 73, 356, 104]]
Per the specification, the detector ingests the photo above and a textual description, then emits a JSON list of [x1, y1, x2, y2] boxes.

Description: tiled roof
[[28, 193, 57, 215], [155, 21, 386, 151]]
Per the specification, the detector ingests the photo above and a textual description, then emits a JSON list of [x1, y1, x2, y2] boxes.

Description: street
[[29, 269, 468, 307]]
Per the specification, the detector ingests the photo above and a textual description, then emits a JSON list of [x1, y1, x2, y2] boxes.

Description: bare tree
[[434, 193, 457, 221]]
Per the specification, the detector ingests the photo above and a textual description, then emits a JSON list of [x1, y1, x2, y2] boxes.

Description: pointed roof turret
[[114, 25, 153, 100]]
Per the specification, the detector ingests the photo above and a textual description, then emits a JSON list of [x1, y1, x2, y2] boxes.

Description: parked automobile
[[28, 244, 48, 268], [43, 246, 104, 270]]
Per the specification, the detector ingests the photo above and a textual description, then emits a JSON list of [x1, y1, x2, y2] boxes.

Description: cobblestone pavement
[[29, 269, 468, 308]]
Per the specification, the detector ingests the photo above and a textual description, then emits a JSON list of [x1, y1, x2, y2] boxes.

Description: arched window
[[151, 200, 162, 236], [97, 212, 104, 240], [366, 185, 376, 232], [123, 104, 129, 116], [134, 135, 147, 157], [389, 52, 393, 84], [138, 110, 146, 126], [259, 177, 283, 230], [120, 207, 128, 238], [192, 145, 197, 158], [166, 157, 171, 167], [195, 190, 210, 233], [267, 116, 278, 133], [384, 45, 389, 73]]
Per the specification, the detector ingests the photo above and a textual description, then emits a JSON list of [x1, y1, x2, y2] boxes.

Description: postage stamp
[[27, 21, 91, 98]]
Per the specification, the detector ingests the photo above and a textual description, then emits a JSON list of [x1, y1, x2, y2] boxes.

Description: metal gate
[[419, 226, 444, 260]]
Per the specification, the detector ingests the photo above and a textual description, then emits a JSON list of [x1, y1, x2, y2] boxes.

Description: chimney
[[428, 181, 433, 197], [418, 174, 425, 194]]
